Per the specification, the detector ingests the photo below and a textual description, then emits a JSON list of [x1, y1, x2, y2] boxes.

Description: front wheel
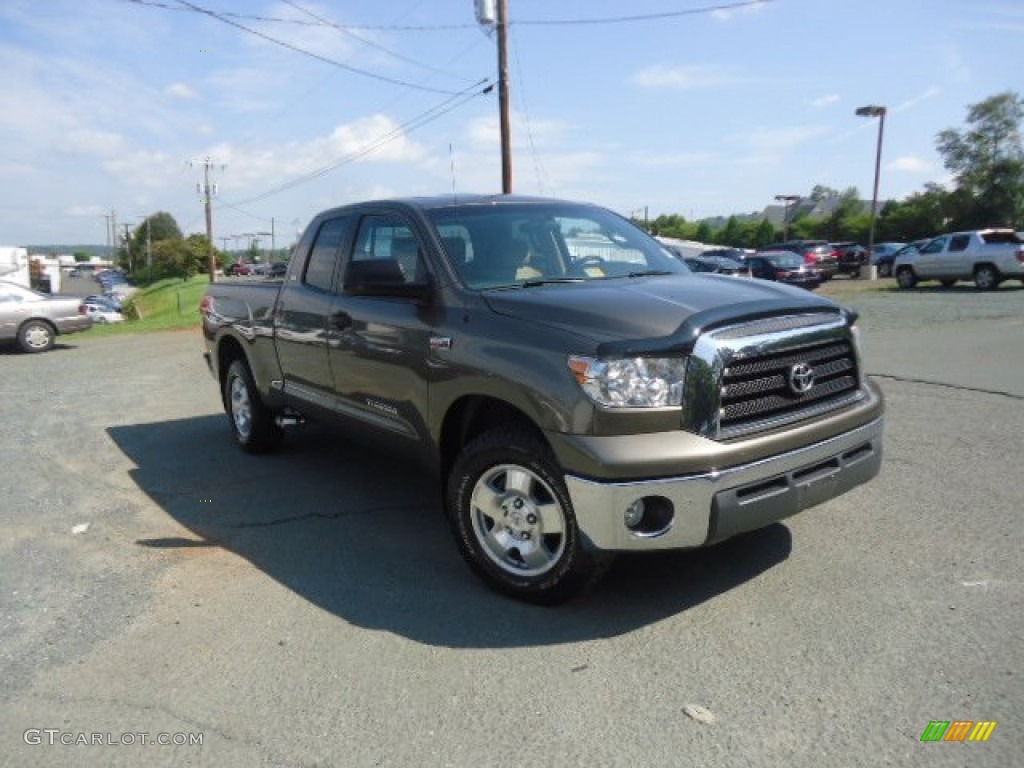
[[974, 265, 999, 291], [223, 359, 283, 453], [896, 267, 917, 290], [447, 427, 604, 604]]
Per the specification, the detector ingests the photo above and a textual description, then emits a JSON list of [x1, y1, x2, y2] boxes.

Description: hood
[[482, 274, 842, 352]]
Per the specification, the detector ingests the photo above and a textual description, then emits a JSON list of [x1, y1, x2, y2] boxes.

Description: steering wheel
[[571, 255, 606, 273]]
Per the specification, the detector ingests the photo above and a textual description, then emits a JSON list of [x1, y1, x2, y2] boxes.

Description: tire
[[447, 426, 604, 604], [974, 265, 999, 291], [896, 267, 917, 290], [878, 262, 892, 278], [940, 279, 956, 288], [17, 320, 55, 353], [223, 359, 283, 453]]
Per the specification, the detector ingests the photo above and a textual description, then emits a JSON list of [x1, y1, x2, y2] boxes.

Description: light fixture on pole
[[774, 194, 800, 241], [856, 105, 886, 274]]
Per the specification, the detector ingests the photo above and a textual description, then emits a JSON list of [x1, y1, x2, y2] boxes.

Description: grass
[[81, 275, 210, 337]]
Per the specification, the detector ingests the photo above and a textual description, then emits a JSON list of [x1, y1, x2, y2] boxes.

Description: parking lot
[[1, 284, 1021, 767]]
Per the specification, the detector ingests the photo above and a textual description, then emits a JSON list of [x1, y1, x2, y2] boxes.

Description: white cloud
[[165, 82, 199, 100], [632, 64, 739, 90], [737, 124, 831, 151], [711, 1, 769, 22], [810, 94, 840, 107], [893, 86, 941, 113], [65, 204, 108, 218], [886, 155, 933, 173], [61, 129, 128, 157], [466, 113, 571, 150], [628, 150, 715, 167]]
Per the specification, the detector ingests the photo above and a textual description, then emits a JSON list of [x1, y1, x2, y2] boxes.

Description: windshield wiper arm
[[625, 270, 674, 278], [521, 277, 586, 287]]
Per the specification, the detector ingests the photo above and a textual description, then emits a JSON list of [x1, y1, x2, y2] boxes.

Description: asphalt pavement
[[0, 285, 1020, 767]]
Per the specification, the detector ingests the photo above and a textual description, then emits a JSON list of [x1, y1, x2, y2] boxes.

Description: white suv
[[894, 229, 1024, 290]]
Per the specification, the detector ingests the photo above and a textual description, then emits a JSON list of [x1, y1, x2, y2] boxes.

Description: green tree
[[183, 234, 217, 278], [751, 218, 776, 248], [936, 91, 1024, 228], [73, 250, 91, 263], [694, 221, 712, 243], [877, 183, 952, 241]]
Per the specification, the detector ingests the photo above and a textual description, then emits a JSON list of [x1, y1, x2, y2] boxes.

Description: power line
[[513, 0, 773, 26], [224, 80, 492, 208], [172, 0, 472, 95], [278, 0, 464, 81], [123, 0, 772, 30]]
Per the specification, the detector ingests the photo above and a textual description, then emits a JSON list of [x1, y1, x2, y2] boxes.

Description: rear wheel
[[447, 426, 605, 604], [896, 267, 917, 290], [223, 359, 283, 453], [17, 320, 55, 353], [974, 265, 999, 291]]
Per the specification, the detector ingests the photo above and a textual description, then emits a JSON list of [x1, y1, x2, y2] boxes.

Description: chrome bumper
[[564, 417, 883, 551]]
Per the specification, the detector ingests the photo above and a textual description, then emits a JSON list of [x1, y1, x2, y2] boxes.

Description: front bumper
[[563, 415, 883, 551]]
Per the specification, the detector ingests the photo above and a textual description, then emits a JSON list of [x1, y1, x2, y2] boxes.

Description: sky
[[1, 0, 1022, 247]]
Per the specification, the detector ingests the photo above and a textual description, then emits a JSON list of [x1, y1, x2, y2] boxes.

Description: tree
[[936, 91, 1024, 228], [877, 183, 952, 241], [73, 250, 91, 263]]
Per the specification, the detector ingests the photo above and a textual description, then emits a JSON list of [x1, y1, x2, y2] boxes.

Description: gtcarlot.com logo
[[23, 729, 204, 747], [920, 720, 997, 743]]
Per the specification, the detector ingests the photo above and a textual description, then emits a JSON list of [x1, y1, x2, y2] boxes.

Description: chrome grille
[[718, 339, 860, 438]]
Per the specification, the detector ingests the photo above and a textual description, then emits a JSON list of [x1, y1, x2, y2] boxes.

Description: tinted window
[[349, 214, 424, 284], [980, 231, 1022, 244], [921, 237, 947, 254], [304, 217, 352, 292], [949, 235, 970, 252]]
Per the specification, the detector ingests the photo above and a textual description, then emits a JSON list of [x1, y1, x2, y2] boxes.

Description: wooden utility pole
[[496, 0, 512, 193]]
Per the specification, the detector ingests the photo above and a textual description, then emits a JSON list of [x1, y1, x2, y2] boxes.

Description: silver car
[[0, 281, 92, 352]]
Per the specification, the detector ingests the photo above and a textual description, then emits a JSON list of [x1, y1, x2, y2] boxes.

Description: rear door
[[325, 211, 436, 441], [275, 215, 354, 408], [942, 234, 971, 277]]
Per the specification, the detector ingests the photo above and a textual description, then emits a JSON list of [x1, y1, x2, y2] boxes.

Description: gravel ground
[[0, 286, 1020, 767]]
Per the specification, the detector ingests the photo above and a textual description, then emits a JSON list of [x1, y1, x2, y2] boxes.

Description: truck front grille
[[718, 339, 861, 438]]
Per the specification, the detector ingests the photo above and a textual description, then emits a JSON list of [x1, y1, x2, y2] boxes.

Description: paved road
[[0, 289, 1020, 767]]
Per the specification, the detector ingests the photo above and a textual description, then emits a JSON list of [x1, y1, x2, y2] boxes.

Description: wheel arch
[[216, 335, 248, 408], [439, 395, 547, 488]]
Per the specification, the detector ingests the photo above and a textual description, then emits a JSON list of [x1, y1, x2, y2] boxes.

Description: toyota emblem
[[788, 362, 815, 394]]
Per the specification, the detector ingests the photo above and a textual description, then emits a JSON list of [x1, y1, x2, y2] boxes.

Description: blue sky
[[1, 0, 1022, 246]]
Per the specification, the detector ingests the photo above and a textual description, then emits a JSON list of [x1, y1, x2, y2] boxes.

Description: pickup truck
[[893, 228, 1024, 290], [201, 195, 884, 603]]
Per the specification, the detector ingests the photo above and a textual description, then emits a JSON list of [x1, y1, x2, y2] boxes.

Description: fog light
[[624, 499, 645, 529]]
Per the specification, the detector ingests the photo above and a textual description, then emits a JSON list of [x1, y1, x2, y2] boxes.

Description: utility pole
[[270, 217, 276, 259], [190, 155, 226, 282], [497, 0, 511, 193]]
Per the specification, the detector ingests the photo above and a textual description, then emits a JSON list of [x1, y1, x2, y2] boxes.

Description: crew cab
[[893, 229, 1024, 290], [201, 195, 884, 603]]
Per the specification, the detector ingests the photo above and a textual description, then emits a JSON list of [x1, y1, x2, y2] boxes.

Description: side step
[[275, 409, 306, 428]]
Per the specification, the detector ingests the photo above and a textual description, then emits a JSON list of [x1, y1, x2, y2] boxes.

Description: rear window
[[980, 231, 1022, 245]]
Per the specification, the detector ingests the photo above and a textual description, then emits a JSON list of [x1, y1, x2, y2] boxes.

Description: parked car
[[84, 294, 122, 312], [0, 280, 92, 352], [894, 229, 1024, 290], [832, 242, 869, 277], [700, 247, 746, 262], [268, 262, 287, 278], [250, 262, 272, 276], [84, 303, 124, 324], [226, 260, 254, 276], [744, 250, 823, 289], [868, 242, 907, 277], [683, 255, 750, 276], [758, 240, 838, 279]]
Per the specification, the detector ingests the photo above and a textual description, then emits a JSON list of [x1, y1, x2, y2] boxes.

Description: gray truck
[[201, 195, 884, 603]]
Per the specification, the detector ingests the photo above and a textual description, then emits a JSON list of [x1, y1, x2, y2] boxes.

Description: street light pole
[[774, 194, 800, 241], [856, 105, 887, 272]]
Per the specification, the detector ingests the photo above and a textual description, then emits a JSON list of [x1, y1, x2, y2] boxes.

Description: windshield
[[0, 282, 47, 303], [765, 253, 804, 268], [425, 202, 688, 289]]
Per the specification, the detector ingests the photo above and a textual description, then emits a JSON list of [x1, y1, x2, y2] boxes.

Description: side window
[[948, 235, 970, 252], [304, 217, 352, 292], [921, 237, 947, 254], [347, 215, 425, 287]]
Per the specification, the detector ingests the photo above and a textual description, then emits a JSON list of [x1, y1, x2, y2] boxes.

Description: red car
[[226, 260, 254, 276]]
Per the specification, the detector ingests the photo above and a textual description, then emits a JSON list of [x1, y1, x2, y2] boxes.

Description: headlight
[[568, 355, 686, 408]]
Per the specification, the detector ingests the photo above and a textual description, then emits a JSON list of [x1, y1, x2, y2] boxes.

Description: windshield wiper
[[625, 270, 675, 278], [520, 277, 586, 287]]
